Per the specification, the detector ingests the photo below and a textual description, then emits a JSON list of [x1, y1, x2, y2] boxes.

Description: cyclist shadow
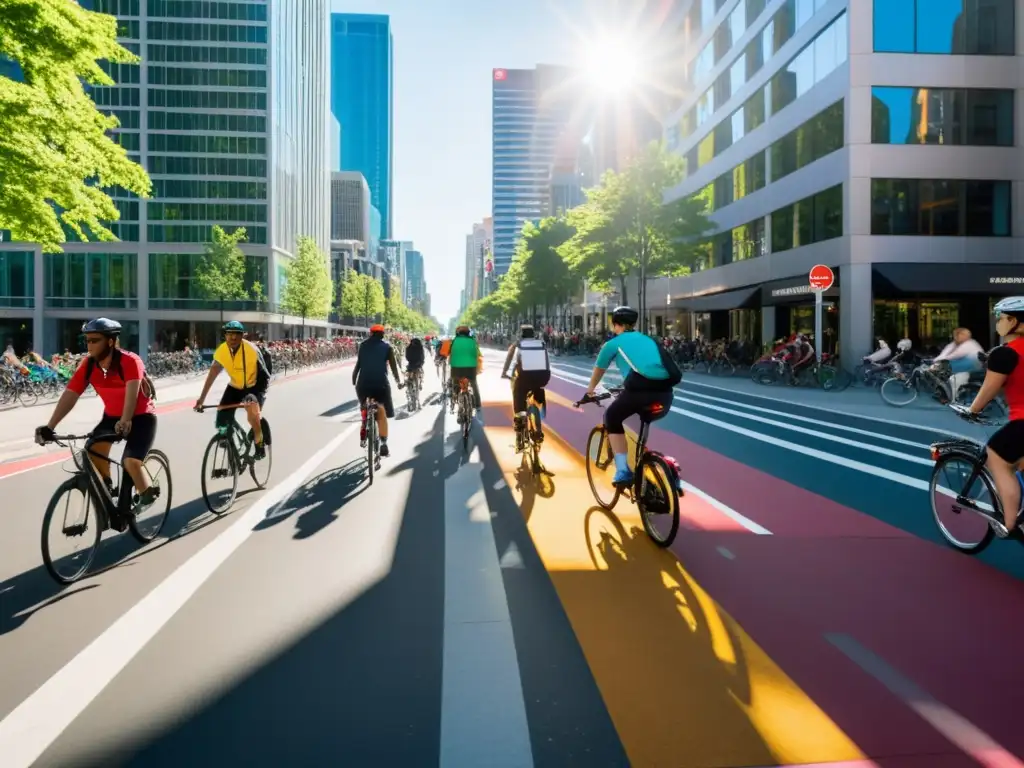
[[254, 459, 367, 539], [513, 458, 555, 523], [319, 399, 359, 419]]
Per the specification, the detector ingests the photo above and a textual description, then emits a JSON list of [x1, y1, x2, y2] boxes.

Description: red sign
[[808, 264, 834, 291], [485, 258, 493, 274], [493, 69, 507, 81]]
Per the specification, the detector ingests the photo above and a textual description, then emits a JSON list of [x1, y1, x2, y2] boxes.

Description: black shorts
[[987, 419, 1024, 464], [603, 389, 674, 435], [93, 413, 157, 461], [218, 386, 265, 429], [356, 381, 394, 418], [512, 373, 548, 414]]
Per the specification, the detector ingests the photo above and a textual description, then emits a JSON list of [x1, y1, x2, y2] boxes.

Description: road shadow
[[254, 459, 366, 538], [318, 399, 358, 419]]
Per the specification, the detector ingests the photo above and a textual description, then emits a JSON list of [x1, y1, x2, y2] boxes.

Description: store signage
[[990, 276, 1024, 284], [771, 285, 814, 297]]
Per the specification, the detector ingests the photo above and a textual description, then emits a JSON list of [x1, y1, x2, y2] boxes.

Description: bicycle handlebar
[[45, 431, 121, 448], [949, 402, 994, 425], [572, 386, 624, 408]]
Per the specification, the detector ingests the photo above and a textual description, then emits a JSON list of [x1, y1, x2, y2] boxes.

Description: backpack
[[622, 336, 683, 392], [515, 338, 551, 386], [257, 344, 273, 376], [84, 349, 157, 400]]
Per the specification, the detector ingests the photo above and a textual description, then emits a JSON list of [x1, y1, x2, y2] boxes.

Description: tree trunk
[[618, 276, 629, 307], [219, 297, 224, 326]]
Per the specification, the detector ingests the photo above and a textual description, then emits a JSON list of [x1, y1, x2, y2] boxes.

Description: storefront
[[871, 263, 1024, 352], [679, 286, 761, 342], [760, 274, 841, 354]]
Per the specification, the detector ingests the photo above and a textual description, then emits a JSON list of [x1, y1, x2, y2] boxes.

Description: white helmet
[[897, 338, 912, 352], [876, 338, 889, 349], [994, 296, 1024, 315]]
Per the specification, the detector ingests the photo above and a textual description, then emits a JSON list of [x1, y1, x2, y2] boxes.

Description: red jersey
[[1001, 337, 1024, 422], [68, 350, 156, 418]]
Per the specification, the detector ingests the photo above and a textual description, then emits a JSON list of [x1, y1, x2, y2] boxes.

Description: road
[[0, 347, 1021, 767]]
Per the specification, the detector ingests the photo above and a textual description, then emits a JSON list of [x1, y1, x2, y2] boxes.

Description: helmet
[[611, 306, 639, 326], [81, 318, 122, 337], [897, 338, 912, 352], [455, 325, 470, 335], [222, 320, 245, 333], [520, 324, 535, 339], [994, 297, 1024, 317], [369, 324, 385, 334], [876, 338, 889, 348]]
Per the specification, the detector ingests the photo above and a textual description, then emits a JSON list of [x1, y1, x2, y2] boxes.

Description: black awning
[[681, 285, 760, 312], [760, 271, 840, 305], [873, 263, 1024, 296]]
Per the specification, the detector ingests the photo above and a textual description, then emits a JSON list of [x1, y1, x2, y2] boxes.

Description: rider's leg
[[603, 395, 635, 483], [244, 400, 264, 445], [377, 389, 395, 456], [121, 414, 157, 499], [985, 423, 1024, 532]]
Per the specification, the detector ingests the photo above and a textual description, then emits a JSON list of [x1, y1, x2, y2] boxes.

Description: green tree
[[0, 0, 151, 251], [280, 236, 333, 338], [340, 270, 385, 325], [194, 225, 248, 324], [513, 216, 575, 328], [560, 141, 711, 328]]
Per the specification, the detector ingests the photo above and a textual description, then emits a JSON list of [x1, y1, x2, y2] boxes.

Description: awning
[[760, 271, 840, 305], [680, 285, 760, 312], [873, 263, 1024, 295]]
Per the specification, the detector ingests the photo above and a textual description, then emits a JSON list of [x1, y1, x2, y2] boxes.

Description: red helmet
[[369, 324, 385, 333]]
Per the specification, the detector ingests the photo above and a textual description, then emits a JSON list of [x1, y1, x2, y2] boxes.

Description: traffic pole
[[814, 288, 823, 362]]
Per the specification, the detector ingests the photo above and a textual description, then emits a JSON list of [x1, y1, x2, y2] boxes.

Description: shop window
[[919, 303, 959, 349]]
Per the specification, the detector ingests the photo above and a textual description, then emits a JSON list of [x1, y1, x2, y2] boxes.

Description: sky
[[330, 0, 585, 324]]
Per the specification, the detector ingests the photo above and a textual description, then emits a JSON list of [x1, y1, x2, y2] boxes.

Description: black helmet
[[520, 324, 535, 338], [81, 318, 122, 337], [611, 306, 639, 326]]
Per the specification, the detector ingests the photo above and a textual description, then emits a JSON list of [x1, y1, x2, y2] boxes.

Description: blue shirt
[[596, 332, 669, 380]]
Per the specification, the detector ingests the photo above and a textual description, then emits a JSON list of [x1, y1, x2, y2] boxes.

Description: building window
[[770, 13, 847, 117], [771, 184, 843, 252], [770, 99, 844, 182], [45, 253, 138, 308], [873, 0, 1014, 54], [870, 179, 1011, 237], [0, 251, 34, 308], [871, 87, 1013, 146]]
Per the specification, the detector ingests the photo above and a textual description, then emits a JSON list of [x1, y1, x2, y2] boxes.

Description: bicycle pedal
[[62, 523, 88, 537], [212, 469, 230, 479]]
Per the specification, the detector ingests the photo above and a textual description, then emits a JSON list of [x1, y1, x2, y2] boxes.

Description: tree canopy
[[280, 236, 333, 324], [194, 225, 248, 322], [340, 270, 385, 322], [385, 285, 438, 334], [0, 0, 151, 251]]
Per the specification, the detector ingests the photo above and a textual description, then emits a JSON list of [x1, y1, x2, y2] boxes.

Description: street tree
[[0, 0, 151, 251], [194, 225, 248, 325], [513, 216, 575, 328], [340, 271, 385, 325], [280, 236, 333, 338], [560, 141, 710, 327]]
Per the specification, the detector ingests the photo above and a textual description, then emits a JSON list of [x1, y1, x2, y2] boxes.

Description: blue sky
[[331, 0, 583, 323]]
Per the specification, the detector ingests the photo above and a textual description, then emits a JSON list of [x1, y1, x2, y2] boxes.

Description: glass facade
[[697, 216, 769, 270], [873, 0, 1015, 55], [870, 179, 1012, 236], [149, 253, 268, 309], [770, 99, 844, 181], [770, 184, 843, 252], [331, 14, 393, 240], [871, 87, 1014, 146], [44, 253, 139, 309], [0, 251, 34, 308]]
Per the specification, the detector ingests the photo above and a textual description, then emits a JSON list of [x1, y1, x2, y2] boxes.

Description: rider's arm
[[196, 360, 223, 404], [969, 344, 1015, 414], [46, 357, 90, 429], [587, 338, 618, 392], [352, 343, 363, 385], [387, 346, 401, 381], [502, 343, 516, 377]]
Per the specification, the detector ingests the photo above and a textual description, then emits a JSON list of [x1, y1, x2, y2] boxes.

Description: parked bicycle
[[573, 386, 683, 547], [196, 402, 272, 514], [39, 431, 172, 584]]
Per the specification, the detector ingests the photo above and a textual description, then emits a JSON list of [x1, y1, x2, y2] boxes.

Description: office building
[[491, 65, 576, 275], [0, 0, 332, 353], [647, 0, 1022, 355], [330, 172, 380, 257], [463, 218, 492, 307], [404, 249, 427, 312], [331, 13, 393, 240]]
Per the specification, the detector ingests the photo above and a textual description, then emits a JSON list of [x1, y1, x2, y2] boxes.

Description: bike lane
[[478, 364, 1024, 767]]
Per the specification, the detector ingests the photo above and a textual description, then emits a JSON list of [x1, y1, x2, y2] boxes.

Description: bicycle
[[503, 374, 546, 475], [436, 357, 448, 401], [451, 375, 474, 451], [196, 402, 272, 514], [363, 397, 381, 484], [39, 431, 172, 584], [573, 386, 683, 547], [405, 367, 422, 411]]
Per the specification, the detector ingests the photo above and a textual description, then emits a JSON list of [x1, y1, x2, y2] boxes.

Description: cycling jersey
[[596, 331, 668, 381], [67, 350, 155, 418], [214, 339, 265, 390], [438, 339, 452, 358], [353, 336, 398, 387], [987, 338, 1024, 421], [448, 336, 480, 369]]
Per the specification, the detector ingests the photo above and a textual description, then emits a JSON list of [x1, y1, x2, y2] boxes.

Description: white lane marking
[[716, 546, 736, 560], [499, 541, 524, 569], [0, 423, 358, 768], [440, 409, 533, 768], [550, 373, 930, 493], [680, 481, 771, 535], [552, 360, 972, 440], [825, 633, 1024, 768]]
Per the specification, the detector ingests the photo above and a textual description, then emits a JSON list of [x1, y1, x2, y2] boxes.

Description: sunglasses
[[84, 336, 109, 346]]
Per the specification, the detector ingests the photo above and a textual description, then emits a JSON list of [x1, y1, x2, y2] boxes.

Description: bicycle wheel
[[366, 412, 376, 485], [248, 418, 272, 489], [929, 453, 997, 554], [816, 364, 839, 391], [129, 449, 173, 543], [201, 434, 238, 514], [41, 476, 101, 584], [880, 376, 919, 406], [585, 426, 620, 510], [635, 453, 681, 547], [17, 384, 38, 407], [461, 394, 471, 451]]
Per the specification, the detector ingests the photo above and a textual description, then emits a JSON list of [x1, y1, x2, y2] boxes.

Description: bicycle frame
[[72, 434, 131, 527], [202, 402, 257, 472]]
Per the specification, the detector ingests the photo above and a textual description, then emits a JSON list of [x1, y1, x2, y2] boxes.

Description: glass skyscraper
[[0, 0, 330, 353], [331, 14, 393, 241]]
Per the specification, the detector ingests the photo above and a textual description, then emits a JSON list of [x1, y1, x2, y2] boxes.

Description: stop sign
[[808, 264, 834, 291]]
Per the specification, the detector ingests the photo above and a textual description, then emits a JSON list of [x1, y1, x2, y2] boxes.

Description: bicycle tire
[[366, 412, 376, 485], [929, 453, 997, 554], [201, 434, 238, 514], [585, 426, 620, 510], [635, 453, 681, 547], [248, 418, 272, 489], [18, 385, 38, 407], [128, 449, 173, 544], [880, 376, 918, 406], [41, 476, 101, 584]]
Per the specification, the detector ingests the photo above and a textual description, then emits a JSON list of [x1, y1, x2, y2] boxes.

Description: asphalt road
[[0, 347, 1021, 767]]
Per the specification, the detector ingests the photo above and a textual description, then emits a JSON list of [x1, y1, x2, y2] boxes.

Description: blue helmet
[[222, 320, 245, 332], [81, 318, 122, 337]]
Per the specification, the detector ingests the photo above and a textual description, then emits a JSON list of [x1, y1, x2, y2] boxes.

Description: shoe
[[379, 441, 390, 458], [254, 443, 266, 460], [612, 468, 634, 485], [531, 430, 544, 444], [135, 485, 161, 512]]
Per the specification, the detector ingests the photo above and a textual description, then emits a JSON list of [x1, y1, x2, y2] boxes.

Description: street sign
[[808, 264, 834, 292]]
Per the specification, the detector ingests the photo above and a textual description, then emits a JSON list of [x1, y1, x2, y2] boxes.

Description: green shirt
[[449, 335, 479, 369]]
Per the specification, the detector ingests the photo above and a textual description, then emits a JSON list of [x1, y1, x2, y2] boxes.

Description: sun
[[580, 34, 642, 95]]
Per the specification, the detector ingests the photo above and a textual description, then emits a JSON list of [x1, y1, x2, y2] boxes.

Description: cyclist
[[194, 320, 270, 460], [405, 336, 425, 391], [933, 327, 984, 403], [966, 297, 1024, 537], [583, 306, 675, 486], [449, 325, 483, 411], [353, 323, 403, 456], [502, 324, 550, 450], [35, 318, 160, 525], [435, 335, 450, 384]]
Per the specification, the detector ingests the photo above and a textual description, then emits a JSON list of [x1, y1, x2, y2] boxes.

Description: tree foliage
[[384, 286, 438, 334], [0, 0, 152, 250], [194, 225, 248, 321], [559, 141, 710, 311], [340, 270, 385, 321], [280, 236, 333, 323]]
